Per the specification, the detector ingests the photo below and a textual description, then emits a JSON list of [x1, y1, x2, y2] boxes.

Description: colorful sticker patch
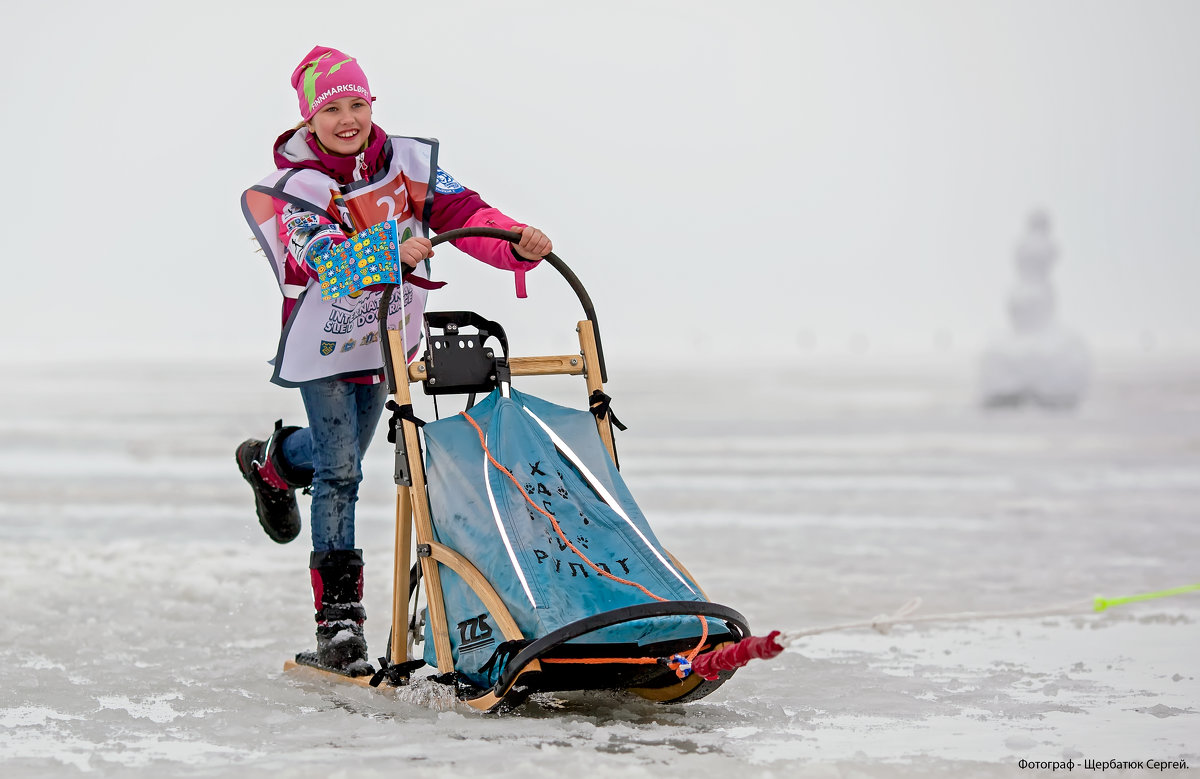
[[316, 220, 405, 300], [320, 340, 336, 356]]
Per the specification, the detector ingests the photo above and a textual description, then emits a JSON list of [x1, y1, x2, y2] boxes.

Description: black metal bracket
[[394, 432, 412, 486], [420, 311, 510, 397]]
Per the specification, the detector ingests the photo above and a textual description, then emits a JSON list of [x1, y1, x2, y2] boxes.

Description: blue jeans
[[280, 379, 388, 552]]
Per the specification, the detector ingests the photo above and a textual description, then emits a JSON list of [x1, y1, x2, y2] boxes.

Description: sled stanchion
[[391, 485, 413, 667], [385, 314, 414, 670], [577, 320, 616, 462], [387, 330, 455, 674]]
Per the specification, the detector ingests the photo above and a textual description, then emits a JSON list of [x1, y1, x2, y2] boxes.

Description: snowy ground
[[1, 354, 1197, 777]]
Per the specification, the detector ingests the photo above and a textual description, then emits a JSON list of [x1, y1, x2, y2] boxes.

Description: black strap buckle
[[368, 657, 427, 687]]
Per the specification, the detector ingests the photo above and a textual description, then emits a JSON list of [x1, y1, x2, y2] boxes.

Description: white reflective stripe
[[520, 406, 696, 595], [281, 284, 306, 299], [483, 432, 538, 608]]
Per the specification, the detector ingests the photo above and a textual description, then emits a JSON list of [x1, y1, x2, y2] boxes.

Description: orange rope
[[688, 607, 710, 663], [458, 411, 710, 666]]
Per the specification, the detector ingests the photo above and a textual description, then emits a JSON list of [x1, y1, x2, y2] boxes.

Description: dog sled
[[284, 228, 753, 711]]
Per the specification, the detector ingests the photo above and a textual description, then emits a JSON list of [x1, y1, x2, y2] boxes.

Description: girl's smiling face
[[306, 96, 372, 155]]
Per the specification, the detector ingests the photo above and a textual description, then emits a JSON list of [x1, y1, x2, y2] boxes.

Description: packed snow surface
[[1, 357, 1196, 777]]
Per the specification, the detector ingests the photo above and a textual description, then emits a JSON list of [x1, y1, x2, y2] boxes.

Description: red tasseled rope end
[[689, 631, 785, 681]]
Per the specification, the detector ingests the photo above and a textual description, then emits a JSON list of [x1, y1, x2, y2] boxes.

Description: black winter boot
[[235, 420, 311, 544], [296, 549, 373, 677]]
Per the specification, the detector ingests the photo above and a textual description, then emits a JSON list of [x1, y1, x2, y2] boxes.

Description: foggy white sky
[[5, 0, 1198, 369]]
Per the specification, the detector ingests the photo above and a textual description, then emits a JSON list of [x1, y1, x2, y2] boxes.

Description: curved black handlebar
[[378, 227, 607, 391]]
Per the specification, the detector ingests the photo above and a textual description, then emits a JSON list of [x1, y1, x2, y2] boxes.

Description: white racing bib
[[241, 136, 440, 386]]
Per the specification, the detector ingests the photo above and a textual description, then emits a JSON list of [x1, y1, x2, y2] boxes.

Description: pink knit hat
[[291, 46, 373, 121]]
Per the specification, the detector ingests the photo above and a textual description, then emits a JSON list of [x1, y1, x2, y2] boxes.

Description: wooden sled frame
[[286, 228, 748, 711]]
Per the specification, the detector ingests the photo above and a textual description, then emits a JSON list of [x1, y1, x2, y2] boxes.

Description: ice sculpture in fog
[[980, 210, 1089, 408]]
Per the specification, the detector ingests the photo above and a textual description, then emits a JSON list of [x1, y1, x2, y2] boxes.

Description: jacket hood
[[272, 124, 389, 185]]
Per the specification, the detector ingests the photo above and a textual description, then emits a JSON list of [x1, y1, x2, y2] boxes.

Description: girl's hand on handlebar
[[513, 226, 552, 260], [399, 236, 434, 268]]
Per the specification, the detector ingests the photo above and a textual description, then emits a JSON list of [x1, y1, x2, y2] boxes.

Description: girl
[[237, 46, 552, 675]]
